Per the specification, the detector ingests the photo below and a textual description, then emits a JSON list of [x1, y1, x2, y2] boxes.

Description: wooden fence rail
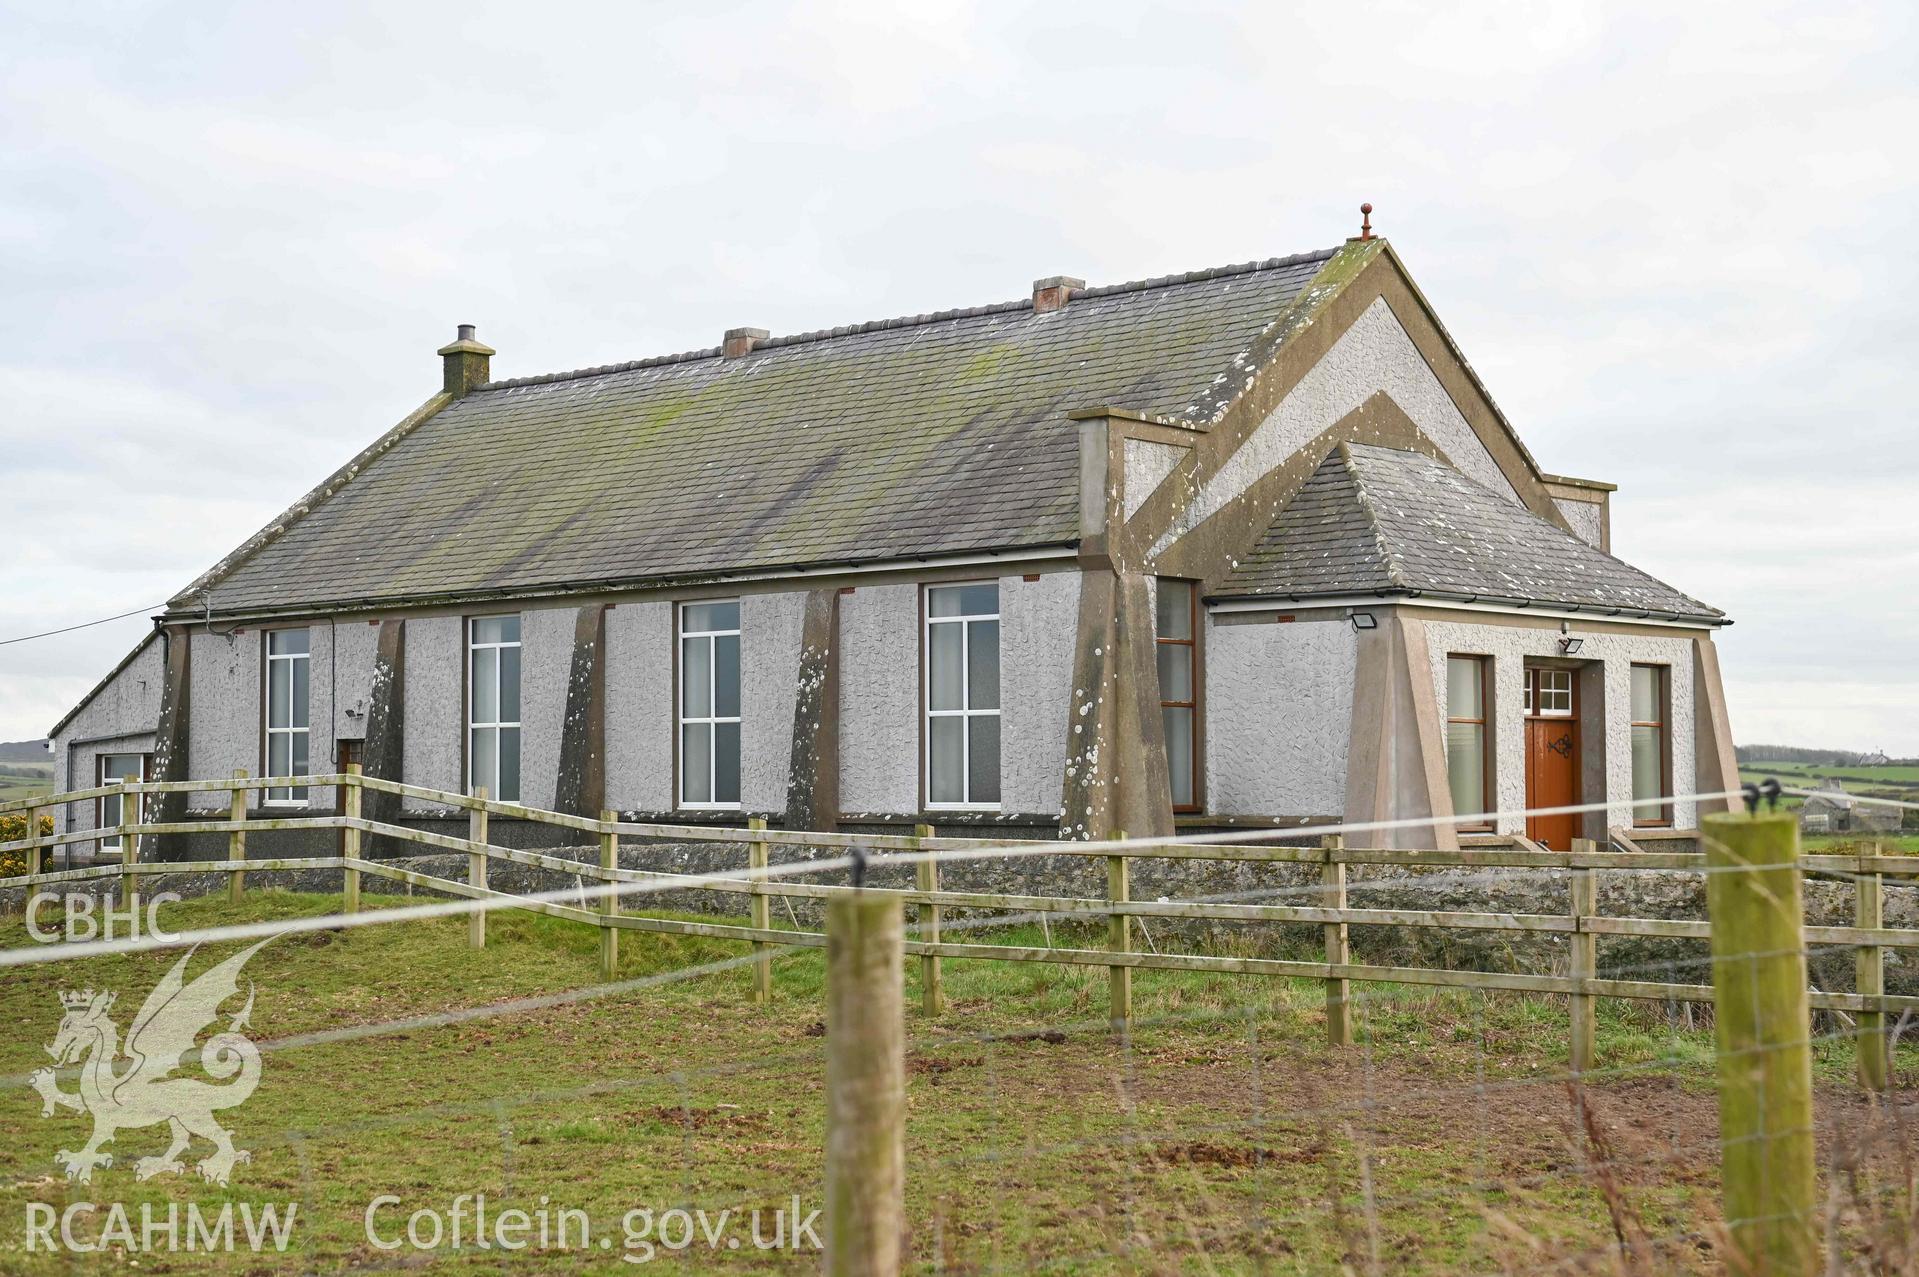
[[0, 772, 1906, 1083]]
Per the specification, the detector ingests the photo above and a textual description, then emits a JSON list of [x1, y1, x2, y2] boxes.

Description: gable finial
[[1358, 202, 1375, 241]]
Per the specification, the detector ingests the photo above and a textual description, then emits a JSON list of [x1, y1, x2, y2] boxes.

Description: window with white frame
[[925, 583, 1000, 808], [679, 601, 741, 808], [97, 753, 147, 855], [1630, 664, 1671, 825], [264, 629, 311, 803], [468, 616, 521, 803], [1524, 667, 1574, 717]]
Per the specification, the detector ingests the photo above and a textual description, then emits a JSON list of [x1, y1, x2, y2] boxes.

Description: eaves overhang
[[1204, 587, 1731, 629], [163, 541, 1083, 628]]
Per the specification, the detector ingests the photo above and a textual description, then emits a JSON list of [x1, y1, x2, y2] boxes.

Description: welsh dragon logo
[[29, 937, 275, 1186]]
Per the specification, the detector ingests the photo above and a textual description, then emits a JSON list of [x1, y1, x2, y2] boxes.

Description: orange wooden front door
[[1524, 669, 1581, 850]]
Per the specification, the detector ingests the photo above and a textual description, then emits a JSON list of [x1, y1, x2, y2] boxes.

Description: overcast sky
[[2, 1, 1914, 754]]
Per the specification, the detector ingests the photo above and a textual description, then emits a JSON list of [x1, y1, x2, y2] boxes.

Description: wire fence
[[0, 778, 1914, 1272]]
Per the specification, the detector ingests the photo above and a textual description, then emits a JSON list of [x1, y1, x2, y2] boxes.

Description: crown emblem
[[59, 989, 109, 1011]]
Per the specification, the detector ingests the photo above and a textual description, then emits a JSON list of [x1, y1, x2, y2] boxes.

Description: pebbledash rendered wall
[[49, 635, 164, 837], [59, 566, 1088, 831], [1420, 619, 1699, 833], [1203, 614, 1357, 818]]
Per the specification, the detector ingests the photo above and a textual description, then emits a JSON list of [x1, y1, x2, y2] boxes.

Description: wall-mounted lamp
[[1558, 636, 1584, 656], [1350, 611, 1378, 632]]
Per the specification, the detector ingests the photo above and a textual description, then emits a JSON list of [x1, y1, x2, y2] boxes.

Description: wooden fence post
[[824, 890, 904, 1276], [23, 801, 44, 917], [914, 821, 942, 1016], [1702, 811, 1816, 1275], [1108, 832, 1132, 1032], [599, 809, 619, 982], [120, 787, 138, 912], [1856, 848, 1888, 1091], [343, 764, 362, 914], [1322, 833, 1351, 1046], [748, 817, 771, 1005], [228, 769, 248, 904], [468, 789, 488, 950], [1569, 838, 1598, 1076]]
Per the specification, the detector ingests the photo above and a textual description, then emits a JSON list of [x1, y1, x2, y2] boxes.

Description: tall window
[[264, 628, 311, 804], [1445, 655, 1491, 826], [1630, 664, 1670, 825], [97, 753, 147, 855], [925, 583, 999, 808], [679, 601, 741, 808], [468, 616, 521, 803], [1156, 580, 1199, 812]]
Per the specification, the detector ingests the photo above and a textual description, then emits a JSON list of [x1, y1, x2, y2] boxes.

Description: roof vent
[[1032, 276, 1084, 314], [723, 327, 769, 359]]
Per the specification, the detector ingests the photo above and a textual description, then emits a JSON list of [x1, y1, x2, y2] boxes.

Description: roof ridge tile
[[479, 247, 1340, 392]]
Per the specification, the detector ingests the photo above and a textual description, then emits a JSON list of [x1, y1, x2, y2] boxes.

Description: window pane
[[928, 717, 964, 804], [681, 636, 711, 718], [1446, 657, 1481, 720], [929, 584, 996, 618], [967, 620, 999, 710], [1156, 580, 1193, 640], [291, 656, 309, 730], [497, 727, 520, 803], [104, 754, 141, 781], [714, 633, 741, 718], [269, 732, 291, 777], [682, 723, 712, 804], [472, 616, 510, 645], [684, 601, 739, 634], [1164, 706, 1195, 807], [928, 624, 963, 711], [499, 643, 521, 724], [968, 715, 1000, 805], [1631, 666, 1660, 723], [103, 790, 122, 831], [269, 660, 290, 729], [292, 731, 309, 778], [473, 647, 499, 723], [1446, 722, 1486, 817], [269, 629, 309, 657], [714, 722, 741, 804], [471, 727, 497, 797], [1157, 644, 1193, 702], [1632, 724, 1664, 819]]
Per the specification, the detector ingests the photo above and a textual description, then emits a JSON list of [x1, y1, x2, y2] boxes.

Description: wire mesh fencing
[[0, 781, 1915, 1272]]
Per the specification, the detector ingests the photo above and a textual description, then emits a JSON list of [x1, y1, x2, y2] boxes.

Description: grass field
[[1, 891, 1915, 1273], [0, 771, 51, 804]]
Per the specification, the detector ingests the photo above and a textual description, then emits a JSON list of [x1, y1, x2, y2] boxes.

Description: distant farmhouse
[[50, 226, 1739, 857], [1801, 780, 1903, 836]]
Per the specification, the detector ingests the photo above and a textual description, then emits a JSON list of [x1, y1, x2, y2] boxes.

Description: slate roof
[[179, 249, 1340, 615], [1217, 443, 1725, 622]]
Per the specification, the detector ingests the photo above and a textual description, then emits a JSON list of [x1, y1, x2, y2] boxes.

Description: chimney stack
[[723, 327, 768, 359], [1032, 275, 1084, 314], [437, 324, 495, 398]]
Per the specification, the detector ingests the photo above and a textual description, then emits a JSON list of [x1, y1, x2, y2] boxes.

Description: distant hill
[[0, 740, 50, 765], [1735, 744, 1915, 767]]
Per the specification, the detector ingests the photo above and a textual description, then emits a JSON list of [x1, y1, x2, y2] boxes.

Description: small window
[[97, 753, 148, 855], [468, 615, 522, 803], [1156, 580, 1200, 812], [679, 601, 742, 808], [1630, 664, 1670, 825], [1445, 656, 1492, 826], [264, 628, 311, 804], [1526, 667, 1573, 718], [925, 583, 1000, 809]]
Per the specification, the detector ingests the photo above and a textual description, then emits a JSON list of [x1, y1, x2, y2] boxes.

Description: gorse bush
[[0, 811, 53, 879]]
